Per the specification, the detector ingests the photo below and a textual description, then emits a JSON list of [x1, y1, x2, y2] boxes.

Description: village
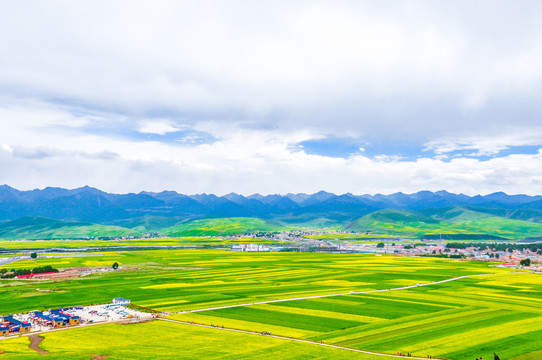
[[228, 230, 542, 270]]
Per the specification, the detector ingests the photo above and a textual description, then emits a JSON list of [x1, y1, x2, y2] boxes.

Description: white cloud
[[137, 119, 186, 135], [0, 102, 542, 195], [1, 2, 542, 194], [425, 130, 542, 156], [0, 1, 541, 138]]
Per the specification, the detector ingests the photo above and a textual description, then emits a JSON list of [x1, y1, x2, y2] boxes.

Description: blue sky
[[1, 0, 542, 195]]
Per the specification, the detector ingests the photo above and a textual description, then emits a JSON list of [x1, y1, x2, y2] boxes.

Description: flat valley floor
[[1, 250, 541, 360]]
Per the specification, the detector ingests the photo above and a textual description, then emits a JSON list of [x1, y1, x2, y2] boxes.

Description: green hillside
[[348, 207, 542, 239], [111, 215, 187, 232], [420, 206, 493, 222], [358, 209, 439, 224], [465, 207, 542, 223], [348, 209, 447, 236], [162, 217, 284, 236], [272, 212, 350, 228], [0, 216, 141, 240], [4, 206, 542, 240]]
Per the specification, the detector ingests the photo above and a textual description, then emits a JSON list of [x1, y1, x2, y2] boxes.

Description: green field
[[0, 250, 510, 315], [174, 272, 542, 360], [0, 321, 384, 360], [1, 249, 539, 359]]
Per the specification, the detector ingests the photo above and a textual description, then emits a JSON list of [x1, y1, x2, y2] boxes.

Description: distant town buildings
[[231, 244, 271, 252]]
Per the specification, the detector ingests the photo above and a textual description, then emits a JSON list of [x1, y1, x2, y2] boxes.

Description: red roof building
[[14, 272, 57, 279]]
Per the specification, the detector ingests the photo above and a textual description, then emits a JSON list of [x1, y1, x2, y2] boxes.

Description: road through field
[[176, 271, 518, 314], [160, 317, 440, 359]]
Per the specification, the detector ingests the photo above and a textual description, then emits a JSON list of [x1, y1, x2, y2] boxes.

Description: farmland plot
[[1, 250, 507, 314], [174, 272, 542, 360], [0, 321, 384, 360], [2, 249, 536, 359]]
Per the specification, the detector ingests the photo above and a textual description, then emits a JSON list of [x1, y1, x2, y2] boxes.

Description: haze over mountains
[[2, 185, 542, 223]]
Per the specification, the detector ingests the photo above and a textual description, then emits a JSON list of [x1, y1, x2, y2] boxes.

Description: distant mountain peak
[[0, 184, 17, 190], [313, 190, 334, 196], [487, 191, 508, 196]]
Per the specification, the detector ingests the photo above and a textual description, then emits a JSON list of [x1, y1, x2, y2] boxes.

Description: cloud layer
[[1, 1, 542, 194]]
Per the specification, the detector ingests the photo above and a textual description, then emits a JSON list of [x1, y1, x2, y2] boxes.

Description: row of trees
[[0, 265, 59, 278]]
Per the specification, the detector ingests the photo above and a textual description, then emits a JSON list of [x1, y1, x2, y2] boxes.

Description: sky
[[1, 0, 542, 195]]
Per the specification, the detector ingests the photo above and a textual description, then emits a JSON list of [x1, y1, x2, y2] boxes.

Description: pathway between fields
[[176, 271, 513, 314], [28, 334, 48, 354], [159, 318, 440, 359]]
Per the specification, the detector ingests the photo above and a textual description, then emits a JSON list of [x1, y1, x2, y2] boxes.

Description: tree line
[[0, 264, 59, 278]]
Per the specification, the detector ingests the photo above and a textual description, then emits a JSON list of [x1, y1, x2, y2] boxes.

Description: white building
[[112, 297, 130, 305]]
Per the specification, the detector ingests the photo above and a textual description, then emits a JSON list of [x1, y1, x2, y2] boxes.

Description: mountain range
[[3, 185, 542, 239], [3, 185, 542, 223]]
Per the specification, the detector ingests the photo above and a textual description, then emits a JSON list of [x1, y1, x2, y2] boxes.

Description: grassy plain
[[0, 251, 506, 314], [1, 249, 539, 360], [0, 321, 384, 360], [174, 272, 542, 360]]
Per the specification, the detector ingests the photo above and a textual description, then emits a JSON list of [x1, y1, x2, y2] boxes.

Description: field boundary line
[[159, 317, 441, 359], [176, 271, 520, 314]]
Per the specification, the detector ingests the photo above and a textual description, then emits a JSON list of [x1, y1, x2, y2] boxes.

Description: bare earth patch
[[28, 334, 48, 354], [90, 355, 109, 360]]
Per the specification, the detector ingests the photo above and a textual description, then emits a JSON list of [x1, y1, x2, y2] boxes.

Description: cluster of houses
[[0, 315, 32, 336], [0, 298, 132, 338], [32, 309, 80, 327], [395, 243, 542, 263], [1, 309, 81, 337]]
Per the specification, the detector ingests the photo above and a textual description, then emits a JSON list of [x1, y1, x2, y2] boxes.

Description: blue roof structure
[[35, 311, 66, 323], [34, 309, 79, 324], [4, 316, 31, 328], [52, 309, 80, 320], [2, 316, 31, 330]]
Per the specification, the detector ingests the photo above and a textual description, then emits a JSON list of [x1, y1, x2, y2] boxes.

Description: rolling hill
[[0, 217, 141, 240], [161, 217, 283, 236], [348, 207, 542, 239]]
